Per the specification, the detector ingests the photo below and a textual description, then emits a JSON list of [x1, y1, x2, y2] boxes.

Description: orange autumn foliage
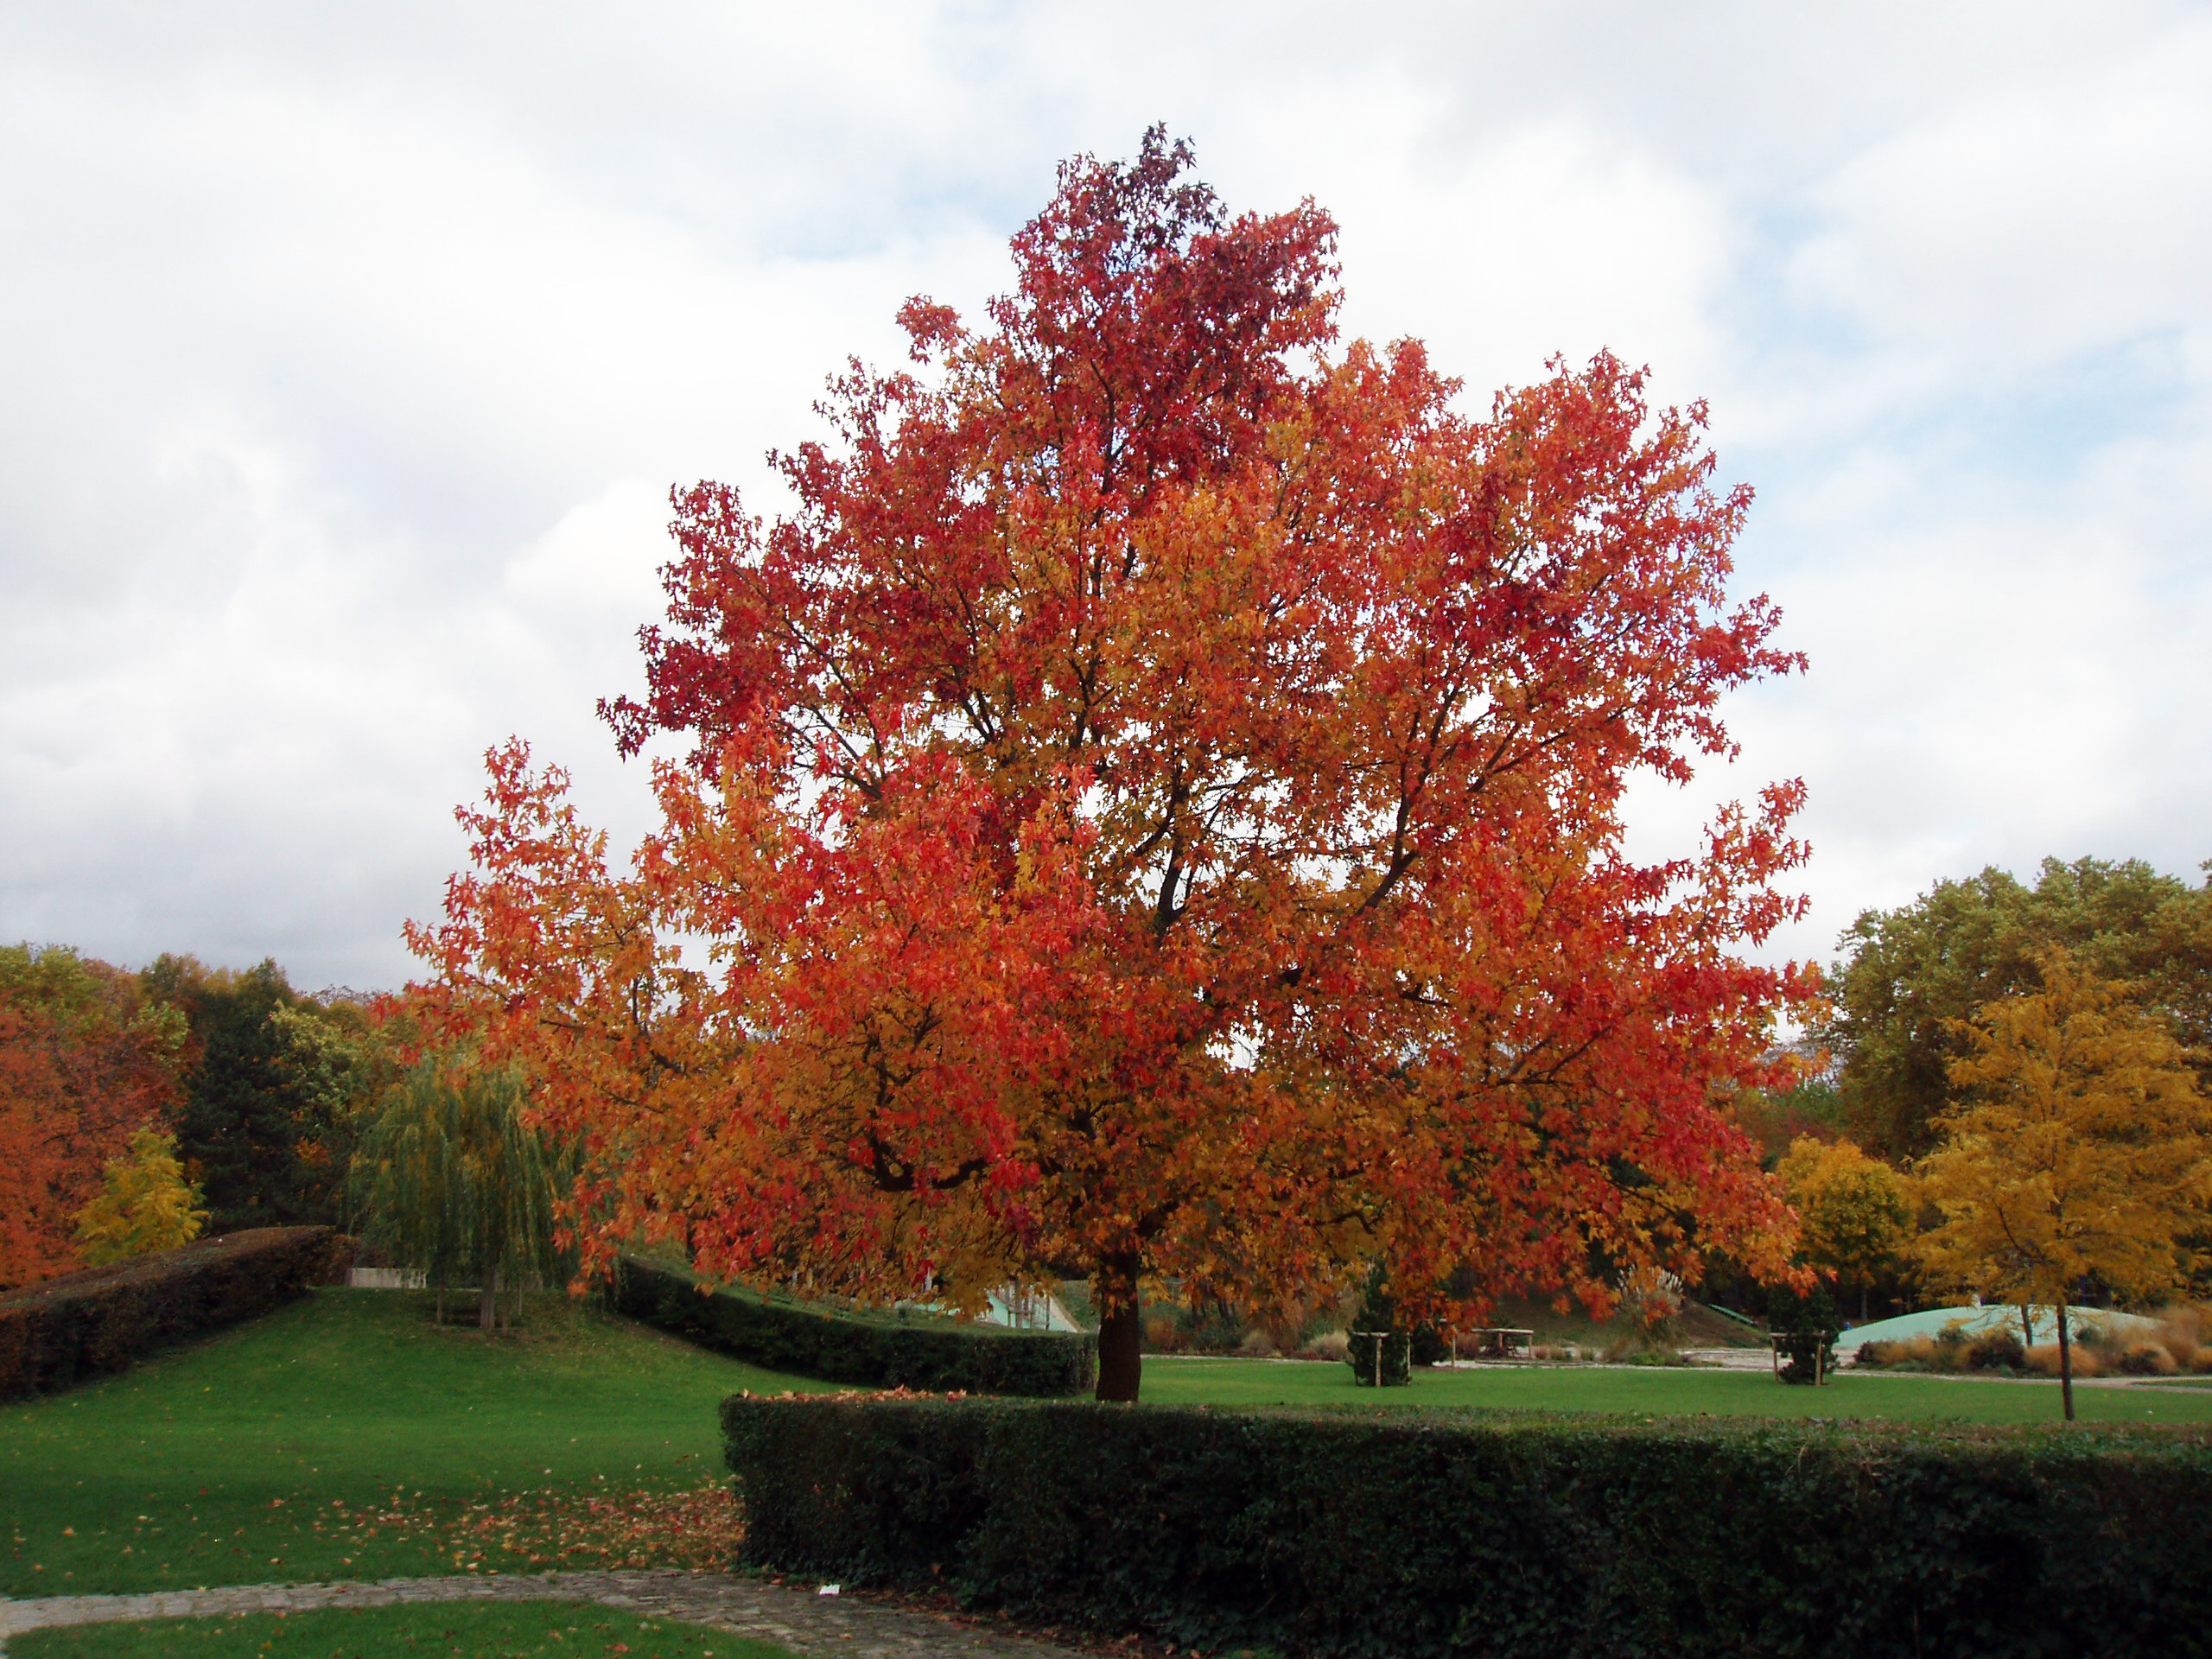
[[0, 946, 188, 1289], [411, 133, 1815, 1399]]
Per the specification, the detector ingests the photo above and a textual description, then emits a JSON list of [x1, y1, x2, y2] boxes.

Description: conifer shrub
[[727, 1394, 2212, 1659], [1344, 1329, 1411, 1386], [0, 1225, 344, 1399], [613, 1255, 1093, 1396]]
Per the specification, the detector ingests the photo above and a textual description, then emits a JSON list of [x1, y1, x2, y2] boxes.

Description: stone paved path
[[0, 1568, 1089, 1658]]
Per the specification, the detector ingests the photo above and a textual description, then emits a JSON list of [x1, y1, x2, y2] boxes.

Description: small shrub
[[1237, 1328, 1278, 1357], [1615, 1263, 1686, 1333], [1603, 1332, 1683, 1366], [1255, 1298, 1329, 1355], [1143, 1313, 1185, 1353], [1965, 1331, 2026, 1371], [1298, 1328, 1349, 1361], [2120, 1341, 2179, 1376]]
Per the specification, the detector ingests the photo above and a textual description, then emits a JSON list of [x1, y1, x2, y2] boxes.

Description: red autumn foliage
[[412, 131, 1815, 1400], [0, 947, 188, 1289]]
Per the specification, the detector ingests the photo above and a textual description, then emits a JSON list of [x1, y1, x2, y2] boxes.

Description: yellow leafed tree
[[1776, 1135, 1911, 1321], [73, 1126, 208, 1267], [1916, 952, 2212, 1419]]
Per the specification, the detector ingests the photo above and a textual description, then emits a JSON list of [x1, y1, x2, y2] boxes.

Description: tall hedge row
[[615, 1255, 1095, 1396], [726, 1395, 2212, 1659], [0, 1226, 346, 1400]]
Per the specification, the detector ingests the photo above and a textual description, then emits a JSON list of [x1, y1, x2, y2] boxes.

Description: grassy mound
[[1, 1287, 832, 1597]]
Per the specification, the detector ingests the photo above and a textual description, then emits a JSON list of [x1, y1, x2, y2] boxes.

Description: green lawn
[[0, 1288, 835, 1598], [1139, 1355, 2212, 1424], [11, 1600, 791, 1658]]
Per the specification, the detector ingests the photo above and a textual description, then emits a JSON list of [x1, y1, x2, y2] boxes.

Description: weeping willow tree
[[348, 1056, 574, 1330]]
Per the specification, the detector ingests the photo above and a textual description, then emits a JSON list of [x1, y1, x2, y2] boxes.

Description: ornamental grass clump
[[2026, 1342, 2107, 1379]]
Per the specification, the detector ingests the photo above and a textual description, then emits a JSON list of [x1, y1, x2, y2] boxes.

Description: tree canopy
[[1916, 952, 2212, 1419], [1822, 856, 2212, 1160], [348, 1055, 572, 1330], [1776, 1135, 1910, 1320], [140, 956, 361, 1231], [73, 1126, 207, 1266], [0, 944, 187, 1289], [413, 131, 1816, 1399]]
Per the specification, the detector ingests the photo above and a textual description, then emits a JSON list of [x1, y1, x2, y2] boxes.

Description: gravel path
[[0, 1568, 1088, 1657]]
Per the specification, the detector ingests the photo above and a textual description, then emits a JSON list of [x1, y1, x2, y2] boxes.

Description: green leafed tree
[[1821, 857, 2212, 1160], [347, 1056, 575, 1329], [137, 959, 391, 1231], [140, 956, 358, 1230]]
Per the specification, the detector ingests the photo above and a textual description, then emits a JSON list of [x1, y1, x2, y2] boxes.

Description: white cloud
[[3, 0, 2209, 991], [1791, 29, 2212, 371]]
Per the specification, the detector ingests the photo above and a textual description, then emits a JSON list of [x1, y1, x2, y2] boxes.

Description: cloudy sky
[[3, 2, 2208, 993]]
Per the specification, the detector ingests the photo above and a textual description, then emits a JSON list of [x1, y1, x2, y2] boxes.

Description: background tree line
[[1726, 856, 2212, 1414], [0, 946, 570, 1324], [7, 852, 2205, 1377]]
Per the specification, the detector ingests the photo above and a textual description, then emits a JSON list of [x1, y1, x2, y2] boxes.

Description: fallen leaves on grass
[[321, 1481, 743, 1572]]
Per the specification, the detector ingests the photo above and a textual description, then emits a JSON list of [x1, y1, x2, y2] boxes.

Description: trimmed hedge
[[0, 1226, 346, 1400], [726, 1395, 2212, 1659], [614, 1255, 1095, 1397]]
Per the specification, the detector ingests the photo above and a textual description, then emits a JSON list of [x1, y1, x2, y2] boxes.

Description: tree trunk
[[480, 1266, 499, 1332], [2056, 1298, 2075, 1422], [1860, 1283, 1870, 1323], [1095, 1255, 1142, 1403], [2020, 1304, 2036, 1348]]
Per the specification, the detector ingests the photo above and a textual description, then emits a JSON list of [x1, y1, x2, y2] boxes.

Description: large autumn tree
[[414, 132, 1816, 1400]]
